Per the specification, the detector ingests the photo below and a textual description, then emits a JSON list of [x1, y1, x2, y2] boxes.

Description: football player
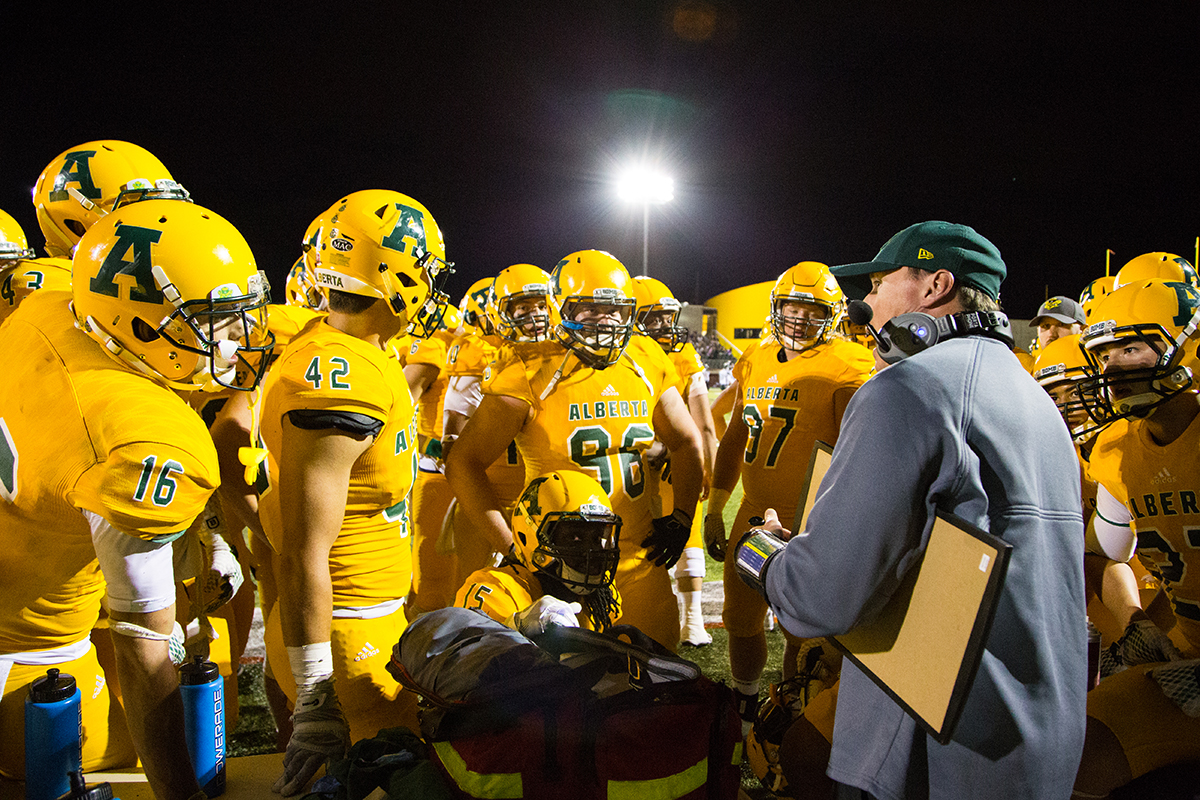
[[446, 250, 703, 651], [0, 207, 67, 326], [632, 276, 719, 646], [704, 261, 874, 733], [440, 270, 537, 585], [456, 470, 622, 633], [1072, 279, 1200, 796], [32, 140, 190, 259], [256, 190, 450, 795], [0, 200, 272, 800]]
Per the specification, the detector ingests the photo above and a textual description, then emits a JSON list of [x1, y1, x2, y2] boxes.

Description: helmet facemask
[[531, 508, 622, 594], [771, 296, 835, 352], [556, 293, 635, 368], [1036, 366, 1099, 441], [636, 303, 688, 353], [382, 251, 453, 338], [147, 267, 274, 392], [1079, 325, 1193, 425], [498, 291, 554, 342]]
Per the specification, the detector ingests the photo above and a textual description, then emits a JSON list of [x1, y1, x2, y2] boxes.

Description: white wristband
[[287, 642, 334, 693]]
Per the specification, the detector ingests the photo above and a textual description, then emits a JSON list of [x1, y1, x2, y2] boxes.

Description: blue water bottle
[[178, 655, 226, 797], [24, 667, 82, 800]]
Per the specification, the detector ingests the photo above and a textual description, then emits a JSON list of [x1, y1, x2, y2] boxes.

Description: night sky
[[4, 2, 1197, 319]]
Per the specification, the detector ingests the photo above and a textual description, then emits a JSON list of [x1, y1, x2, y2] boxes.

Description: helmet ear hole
[[398, 272, 418, 288], [132, 318, 160, 343], [65, 219, 86, 237]]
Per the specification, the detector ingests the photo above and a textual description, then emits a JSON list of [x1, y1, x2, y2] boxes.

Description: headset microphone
[[846, 299, 1014, 365]]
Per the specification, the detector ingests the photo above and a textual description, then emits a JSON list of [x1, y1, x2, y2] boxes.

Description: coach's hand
[[644, 509, 693, 569], [273, 677, 350, 796]]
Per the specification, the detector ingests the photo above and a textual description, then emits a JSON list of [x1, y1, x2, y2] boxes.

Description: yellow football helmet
[[284, 256, 328, 312], [33, 141, 190, 258], [490, 263, 556, 342], [1078, 280, 1200, 424], [286, 208, 333, 311], [1032, 333, 1095, 439], [1113, 253, 1198, 291], [0, 209, 35, 262], [459, 276, 495, 335], [511, 470, 622, 594], [314, 190, 452, 337], [631, 275, 688, 353], [72, 200, 273, 392], [1078, 276, 1115, 324], [550, 250, 635, 368], [769, 261, 843, 350]]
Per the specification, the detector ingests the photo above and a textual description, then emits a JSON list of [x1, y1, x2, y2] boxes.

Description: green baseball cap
[[830, 220, 1006, 301]]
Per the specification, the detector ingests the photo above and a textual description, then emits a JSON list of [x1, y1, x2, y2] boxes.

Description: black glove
[[643, 509, 693, 569]]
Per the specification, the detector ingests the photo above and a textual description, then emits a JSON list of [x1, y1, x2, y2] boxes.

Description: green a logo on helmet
[[89, 224, 165, 304]]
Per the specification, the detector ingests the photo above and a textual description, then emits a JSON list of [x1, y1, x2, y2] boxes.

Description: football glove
[[643, 509, 693, 569], [273, 677, 350, 796], [703, 512, 727, 562], [508, 596, 582, 637]]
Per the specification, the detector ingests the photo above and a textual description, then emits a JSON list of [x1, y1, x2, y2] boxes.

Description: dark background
[[4, 1, 1197, 319]]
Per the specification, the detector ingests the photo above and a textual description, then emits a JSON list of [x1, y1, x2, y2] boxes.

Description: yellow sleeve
[[73, 440, 218, 542], [271, 338, 394, 422], [455, 567, 537, 625]]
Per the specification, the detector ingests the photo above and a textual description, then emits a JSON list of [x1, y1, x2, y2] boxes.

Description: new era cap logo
[[918, 248, 935, 260]]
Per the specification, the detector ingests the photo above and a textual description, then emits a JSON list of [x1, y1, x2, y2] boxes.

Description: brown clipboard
[[793, 442, 1012, 744]]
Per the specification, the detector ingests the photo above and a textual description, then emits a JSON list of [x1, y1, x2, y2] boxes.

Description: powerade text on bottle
[[178, 655, 225, 797]]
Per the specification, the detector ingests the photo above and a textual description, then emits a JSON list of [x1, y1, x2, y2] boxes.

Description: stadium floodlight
[[617, 167, 674, 277]]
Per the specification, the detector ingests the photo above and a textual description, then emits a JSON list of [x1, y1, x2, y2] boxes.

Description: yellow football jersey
[[0, 257, 71, 325], [671, 342, 706, 384], [1089, 413, 1200, 649], [456, 561, 620, 631], [484, 337, 681, 567], [733, 337, 873, 520], [257, 317, 418, 605], [0, 290, 218, 652]]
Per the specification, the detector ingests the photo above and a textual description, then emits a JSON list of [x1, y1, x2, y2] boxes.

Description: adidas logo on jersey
[[767, 374, 778, 383], [1151, 467, 1176, 486], [602, 384, 619, 396], [354, 641, 380, 662]]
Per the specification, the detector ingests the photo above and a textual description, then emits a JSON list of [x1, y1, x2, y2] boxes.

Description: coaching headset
[[847, 299, 1014, 365]]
